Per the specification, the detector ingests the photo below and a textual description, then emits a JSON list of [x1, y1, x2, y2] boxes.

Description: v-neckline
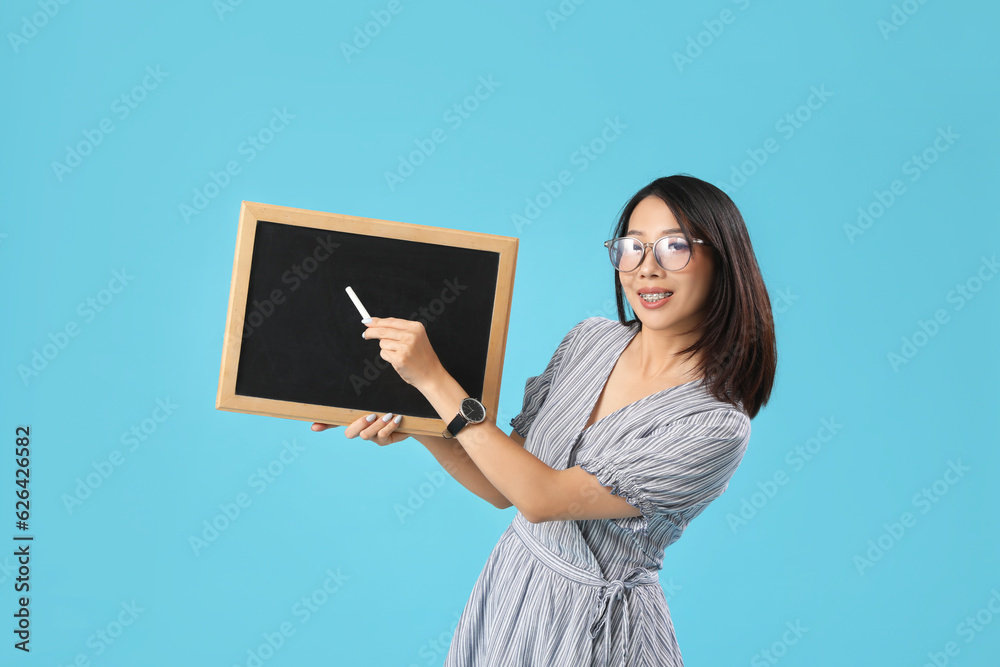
[[579, 324, 702, 436]]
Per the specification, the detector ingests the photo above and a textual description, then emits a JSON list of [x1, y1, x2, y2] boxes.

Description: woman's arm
[[418, 371, 641, 524], [413, 429, 523, 509], [358, 317, 642, 523]]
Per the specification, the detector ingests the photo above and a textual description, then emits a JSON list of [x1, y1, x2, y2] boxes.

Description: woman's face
[[618, 196, 715, 337]]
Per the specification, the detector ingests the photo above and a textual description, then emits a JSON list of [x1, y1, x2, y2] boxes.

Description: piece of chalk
[[345, 286, 371, 321]]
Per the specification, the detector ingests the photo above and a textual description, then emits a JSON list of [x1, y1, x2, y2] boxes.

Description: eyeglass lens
[[609, 237, 692, 271]]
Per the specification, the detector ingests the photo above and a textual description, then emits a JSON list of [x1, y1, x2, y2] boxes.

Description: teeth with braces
[[640, 292, 672, 302]]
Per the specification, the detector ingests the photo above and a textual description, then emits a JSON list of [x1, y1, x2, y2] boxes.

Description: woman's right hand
[[311, 412, 411, 446]]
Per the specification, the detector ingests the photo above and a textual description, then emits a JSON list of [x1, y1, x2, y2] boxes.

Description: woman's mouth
[[637, 291, 673, 308]]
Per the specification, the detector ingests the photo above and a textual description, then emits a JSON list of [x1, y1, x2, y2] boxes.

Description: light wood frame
[[216, 201, 518, 437]]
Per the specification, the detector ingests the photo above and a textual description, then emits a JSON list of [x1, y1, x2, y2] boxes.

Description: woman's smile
[[636, 289, 673, 308]]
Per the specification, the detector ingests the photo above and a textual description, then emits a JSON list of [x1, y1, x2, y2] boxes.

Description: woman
[[312, 174, 776, 666]]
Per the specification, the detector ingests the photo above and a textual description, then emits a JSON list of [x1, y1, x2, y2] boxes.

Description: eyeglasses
[[604, 235, 709, 272]]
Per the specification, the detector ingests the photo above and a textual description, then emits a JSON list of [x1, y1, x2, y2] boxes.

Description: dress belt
[[511, 514, 658, 667]]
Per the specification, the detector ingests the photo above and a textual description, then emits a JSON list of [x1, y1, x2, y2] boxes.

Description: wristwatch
[[442, 397, 487, 438]]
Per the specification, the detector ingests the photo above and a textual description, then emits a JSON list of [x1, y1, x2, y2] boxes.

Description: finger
[[344, 413, 378, 439], [363, 317, 420, 337], [363, 322, 405, 343], [365, 316, 396, 328], [360, 412, 397, 441], [375, 414, 404, 446], [378, 339, 401, 352], [310, 422, 340, 432], [377, 317, 422, 333], [376, 347, 398, 367]]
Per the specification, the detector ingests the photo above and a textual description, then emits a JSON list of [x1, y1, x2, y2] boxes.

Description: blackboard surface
[[233, 220, 500, 418]]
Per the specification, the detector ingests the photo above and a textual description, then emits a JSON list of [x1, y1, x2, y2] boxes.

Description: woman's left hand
[[362, 317, 445, 390], [312, 412, 410, 446]]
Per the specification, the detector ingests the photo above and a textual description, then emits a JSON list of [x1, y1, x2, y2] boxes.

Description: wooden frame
[[216, 201, 518, 437]]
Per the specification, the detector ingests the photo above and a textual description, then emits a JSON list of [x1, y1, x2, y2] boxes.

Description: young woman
[[312, 174, 776, 666]]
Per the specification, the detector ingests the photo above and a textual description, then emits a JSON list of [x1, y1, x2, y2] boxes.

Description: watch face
[[461, 398, 486, 423]]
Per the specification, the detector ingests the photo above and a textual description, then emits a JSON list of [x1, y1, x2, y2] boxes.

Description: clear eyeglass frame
[[603, 235, 710, 272]]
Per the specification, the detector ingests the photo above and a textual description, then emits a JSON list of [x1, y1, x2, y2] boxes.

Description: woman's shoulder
[[553, 317, 633, 359], [539, 317, 629, 378], [570, 316, 634, 339]]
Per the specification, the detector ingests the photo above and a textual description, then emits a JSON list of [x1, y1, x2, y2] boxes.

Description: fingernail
[[366, 413, 376, 422], [382, 412, 394, 422], [361, 317, 372, 325], [393, 414, 402, 424], [361, 330, 366, 339]]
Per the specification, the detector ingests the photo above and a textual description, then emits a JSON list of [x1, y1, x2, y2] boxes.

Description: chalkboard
[[216, 201, 518, 436]]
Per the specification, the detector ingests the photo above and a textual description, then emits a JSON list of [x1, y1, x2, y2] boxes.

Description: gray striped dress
[[443, 317, 751, 667]]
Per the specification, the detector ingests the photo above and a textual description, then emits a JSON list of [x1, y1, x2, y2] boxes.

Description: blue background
[[3, 1, 999, 665]]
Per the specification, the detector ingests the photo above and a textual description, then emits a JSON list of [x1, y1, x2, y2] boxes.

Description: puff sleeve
[[578, 407, 751, 533], [508, 319, 590, 439]]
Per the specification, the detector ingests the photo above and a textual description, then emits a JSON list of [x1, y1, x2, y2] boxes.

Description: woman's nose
[[638, 245, 662, 276]]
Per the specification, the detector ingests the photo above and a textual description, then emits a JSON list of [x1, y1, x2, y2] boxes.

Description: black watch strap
[[444, 412, 468, 439], [442, 398, 486, 438]]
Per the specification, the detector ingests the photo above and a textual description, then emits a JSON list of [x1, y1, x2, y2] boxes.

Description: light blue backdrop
[[2, 1, 998, 665]]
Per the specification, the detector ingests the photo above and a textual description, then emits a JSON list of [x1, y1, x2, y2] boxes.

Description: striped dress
[[443, 316, 751, 667]]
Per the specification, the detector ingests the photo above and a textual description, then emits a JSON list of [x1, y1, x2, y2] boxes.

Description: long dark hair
[[610, 175, 776, 419]]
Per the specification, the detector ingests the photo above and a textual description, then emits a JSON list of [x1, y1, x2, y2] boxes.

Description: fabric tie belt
[[511, 515, 659, 667]]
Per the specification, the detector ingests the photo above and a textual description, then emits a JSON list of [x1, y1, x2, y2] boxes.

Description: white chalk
[[345, 286, 371, 320]]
